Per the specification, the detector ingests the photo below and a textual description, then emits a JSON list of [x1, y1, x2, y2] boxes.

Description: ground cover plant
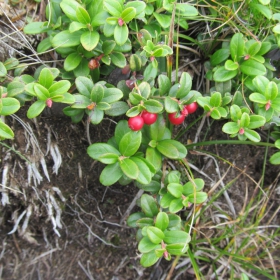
[[0, 0, 280, 279]]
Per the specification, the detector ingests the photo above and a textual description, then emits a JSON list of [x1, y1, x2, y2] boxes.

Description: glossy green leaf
[[69, 21, 87, 33], [240, 60, 266, 76], [100, 162, 123, 186], [127, 212, 145, 228], [0, 98, 20, 115], [119, 131, 142, 156], [87, 143, 120, 161], [114, 24, 128, 46], [102, 40, 116, 55], [7, 81, 24, 97], [144, 100, 163, 113], [176, 72, 192, 99], [27, 100, 46, 118], [34, 84, 50, 100], [75, 76, 93, 98], [157, 139, 187, 159], [39, 68, 54, 89], [158, 74, 171, 96], [265, 81, 278, 100], [98, 153, 119, 164], [167, 183, 183, 198], [125, 1, 146, 16], [210, 92, 222, 107], [187, 192, 208, 204], [153, 12, 170, 28], [81, 31, 99, 51], [247, 41, 262, 56], [121, 7, 136, 22], [52, 30, 82, 48], [0, 62, 7, 77], [230, 33, 245, 62], [147, 226, 164, 244], [140, 250, 160, 267], [0, 120, 14, 139], [91, 84, 104, 103], [182, 178, 205, 196], [23, 21, 51, 34], [130, 157, 152, 185], [76, 6, 91, 24], [60, 0, 81, 21], [249, 93, 267, 104], [222, 122, 239, 134], [103, 88, 123, 103], [155, 212, 169, 232], [252, 75, 269, 94], [88, 108, 104, 124], [49, 80, 71, 95], [110, 51, 127, 68], [160, 192, 175, 208], [224, 59, 239, 71], [269, 152, 280, 165], [248, 115, 266, 129], [146, 147, 162, 171], [103, 0, 123, 17], [114, 120, 131, 145], [244, 128, 261, 142], [164, 96, 179, 113], [140, 194, 159, 218], [168, 214, 181, 229], [250, 3, 272, 19], [213, 66, 238, 82], [119, 157, 139, 179], [64, 53, 82, 71], [169, 198, 184, 213], [210, 48, 230, 66], [166, 243, 188, 255], [105, 101, 129, 116], [164, 230, 191, 244]]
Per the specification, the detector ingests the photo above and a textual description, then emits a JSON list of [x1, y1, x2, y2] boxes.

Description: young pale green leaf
[[4, 58, 19, 70], [167, 183, 183, 198], [222, 122, 239, 134], [7, 81, 24, 97], [168, 214, 181, 229], [141, 194, 159, 218], [110, 51, 127, 68], [169, 198, 184, 213], [119, 157, 139, 179], [103, 0, 123, 17], [164, 230, 191, 244], [240, 60, 266, 76], [88, 108, 104, 124], [156, 139, 187, 159], [114, 120, 131, 145], [210, 92, 222, 107], [240, 112, 250, 128], [49, 80, 71, 95], [130, 157, 152, 185], [252, 75, 269, 94], [210, 48, 230, 66], [60, 0, 81, 21], [248, 115, 266, 129], [76, 6, 91, 24], [155, 212, 169, 232], [0, 98, 20, 115], [27, 100, 46, 118], [0, 121, 14, 139], [69, 21, 87, 33], [176, 72, 192, 99], [224, 60, 239, 71], [52, 30, 82, 48], [265, 81, 278, 100], [230, 33, 245, 62], [81, 31, 99, 51], [182, 178, 205, 196], [119, 131, 142, 156], [64, 53, 82, 71], [138, 236, 160, 254], [121, 7, 136, 22], [176, 3, 198, 16], [147, 226, 164, 244], [136, 217, 154, 228], [39, 68, 54, 89], [166, 243, 188, 255], [230, 104, 242, 121], [146, 147, 162, 171], [100, 162, 123, 186], [98, 153, 119, 164], [187, 192, 208, 204], [213, 66, 238, 82], [23, 21, 51, 34], [250, 3, 272, 19], [247, 41, 262, 56], [144, 100, 163, 113], [87, 143, 120, 160], [269, 152, 280, 165], [140, 250, 160, 267], [114, 25, 128, 46], [244, 128, 261, 142], [160, 192, 174, 209], [0, 62, 7, 77], [249, 93, 267, 104], [153, 12, 170, 28], [34, 84, 50, 100]]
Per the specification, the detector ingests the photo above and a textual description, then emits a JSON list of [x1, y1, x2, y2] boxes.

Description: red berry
[[88, 58, 100, 70], [128, 116, 144, 131], [168, 112, 185, 125], [181, 106, 189, 116], [185, 102, 198, 114], [141, 110, 157, 125]]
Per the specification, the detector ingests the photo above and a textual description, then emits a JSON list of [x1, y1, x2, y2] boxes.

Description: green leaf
[[147, 226, 164, 244], [110, 51, 127, 68], [37, 37, 52, 53], [127, 212, 145, 228], [34, 84, 50, 100], [187, 192, 208, 204], [27, 100, 46, 118], [244, 128, 261, 142], [248, 115, 266, 129], [141, 194, 159, 218], [76, 6, 91, 24], [144, 100, 163, 113], [213, 66, 238, 82], [114, 24, 128, 46], [114, 120, 131, 146], [164, 230, 191, 244], [60, 0, 81, 21], [224, 60, 239, 71], [100, 162, 123, 186], [39, 68, 54, 89], [7, 81, 24, 97], [0, 98, 20, 115], [156, 139, 187, 159], [269, 152, 280, 165], [136, 217, 154, 228], [52, 30, 82, 48], [64, 53, 82, 71], [252, 75, 269, 94], [103, 0, 123, 17], [210, 92, 222, 107], [222, 122, 239, 134], [168, 214, 181, 229], [49, 80, 71, 95], [91, 84, 104, 103], [250, 3, 272, 19], [0, 62, 7, 77], [138, 236, 160, 253], [153, 12, 170, 28], [75, 76, 93, 98], [130, 157, 152, 185], [105, 101, 129, 116], [69, 21, 87, 33], [0, 121, 14, 139], [249, 93, 267, 104], [121, 7, 136, 22], [176, 72, 192, 99], [240, 60, 266, 76], [247, 41, 262, 56], [265, 81, 278, 100], [166, 243, 188, 255], [155, 212, 169, 232], [102, 40, 116, 55], [98, 153, 119, 164], [176, 3, 198, 16], [158, 74, 171, 96], [119, 157, 139, 179], [140, 250, 160, 267], [87, 143, 120, 160], [183, 178, 205, 196], [210, 48, 230, 66], [81, 31, 99, 51], [119, 131, 142, 156], [167, 183, 183, 198], [164, 96, 179, 113], [272, 24, 280, 34], [146, 147, 162, 171], [23, 21, 51, 34], [169, 198, 184, 213], [230, 33, 245, 62], [88, 108, 104, 124]]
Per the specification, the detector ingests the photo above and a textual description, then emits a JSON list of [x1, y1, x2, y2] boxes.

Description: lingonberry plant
[[1, 0, 280, 276]]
